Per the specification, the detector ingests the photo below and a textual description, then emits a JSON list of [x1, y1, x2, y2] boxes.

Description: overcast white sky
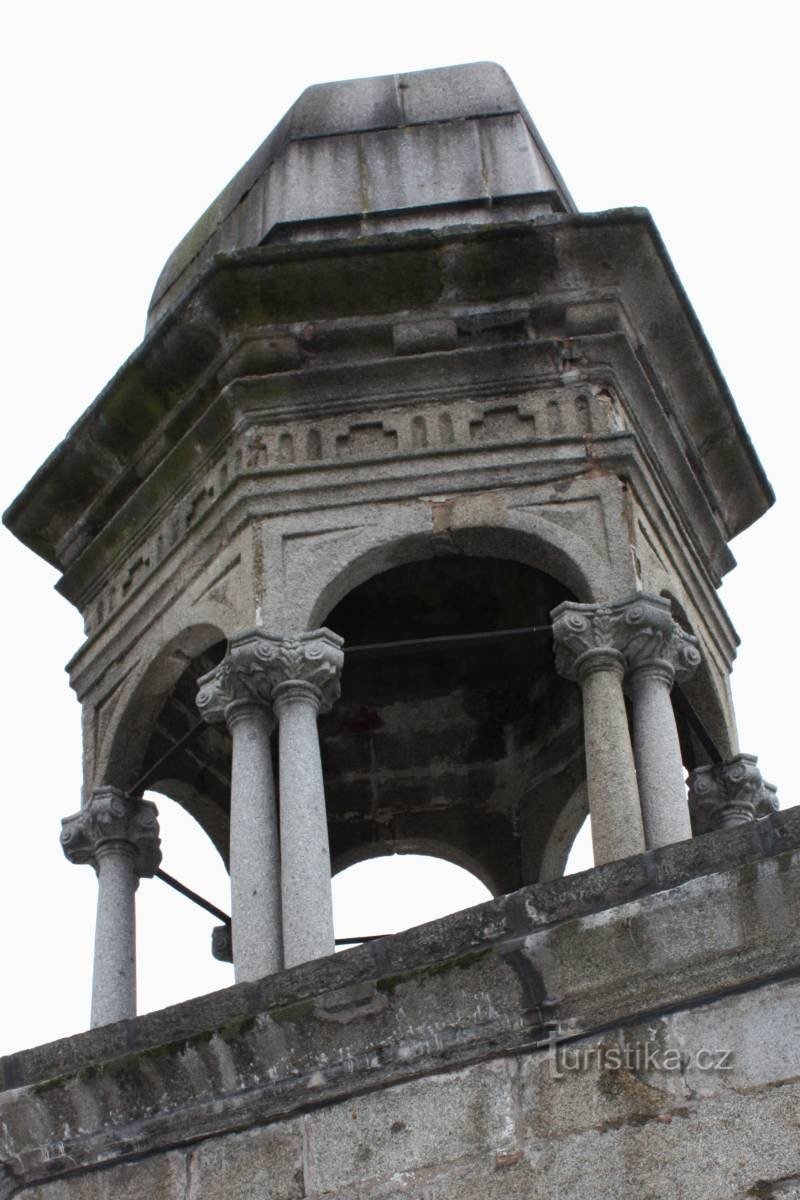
[[1, 1, 797, 1057]]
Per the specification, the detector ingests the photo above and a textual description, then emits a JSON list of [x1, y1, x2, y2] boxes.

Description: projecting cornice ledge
[[3, 213, 773, 577]]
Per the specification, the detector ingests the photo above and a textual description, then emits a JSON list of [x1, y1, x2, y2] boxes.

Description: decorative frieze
[[689, 755, 779, 833], [83, 383, 624, 638]]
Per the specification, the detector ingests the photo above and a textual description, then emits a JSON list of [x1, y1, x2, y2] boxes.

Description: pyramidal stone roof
[[148, 62, 575, 328]]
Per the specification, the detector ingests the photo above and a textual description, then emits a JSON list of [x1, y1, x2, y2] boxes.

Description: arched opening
[[564, 815, 594, 876], [332, 853, 493, 944], [318, 553, 584, 898], [103, 629, 232, 861], [101, 547, 592, 987], [136, 791, 233, 1013], [660, 590, 736, 776], [138, 636, 231, 863]]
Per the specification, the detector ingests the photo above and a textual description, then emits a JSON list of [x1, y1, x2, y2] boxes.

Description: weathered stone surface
[[690, 752, 779, 832], [1, 811, 799, 1196], [188, 1122, 304, 1200], [18, 1150, 186, 1199], [60, 788, 160, 877], [0, 60, 787, 1200], [14, 990, 800, 1199], [3, 809, 795, 1088], [305, 1062, 515, 1193], [146, 62, 574, 327], [3, 189, 765, 881]]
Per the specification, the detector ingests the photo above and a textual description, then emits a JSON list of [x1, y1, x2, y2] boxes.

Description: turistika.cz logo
[[545, 1025, 733, 1079]]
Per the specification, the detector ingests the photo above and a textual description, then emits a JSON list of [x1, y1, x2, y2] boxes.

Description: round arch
[[98, 621, 227, 794], [660, 589, 737, 764], [332, 852, 493, 941], [536, 780, 590, 882], [331, 834, 501, 898], [305, 514, 615, 633], [315, 551, 586, 898]]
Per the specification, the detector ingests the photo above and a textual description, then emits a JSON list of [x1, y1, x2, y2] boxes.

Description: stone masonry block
[[19, 1150, 185, 1200], [304, 1059, 516, 1194], [187, 1121, 304, 1200]]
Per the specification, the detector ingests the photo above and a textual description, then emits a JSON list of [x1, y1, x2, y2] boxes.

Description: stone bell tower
[[3, 63, 799, 1200]]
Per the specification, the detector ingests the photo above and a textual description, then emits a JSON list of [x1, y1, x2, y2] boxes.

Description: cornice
[[4, 215, 773, 582]]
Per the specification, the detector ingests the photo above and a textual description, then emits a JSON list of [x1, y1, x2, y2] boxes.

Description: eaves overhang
[[3, 211, 773, 581]]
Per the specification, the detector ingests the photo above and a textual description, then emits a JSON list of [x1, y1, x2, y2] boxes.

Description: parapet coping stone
[[2, 804, 798, 1093]]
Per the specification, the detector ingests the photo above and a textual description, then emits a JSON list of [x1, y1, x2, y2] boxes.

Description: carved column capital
[[256, 629, 344, 713], [196, 628, 344, 723], [552, 594, 701, 684], [689, 754, 779, 833], [551, 602, 625, 682], [60, 787, 161, 877], [212, 924, 233, 963], [196, 644, 273, 726]]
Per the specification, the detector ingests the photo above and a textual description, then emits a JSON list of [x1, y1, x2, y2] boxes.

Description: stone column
[[622, 596, 702, 849], [257, 630, 344, 969], [552, 602, 645, 865], [197, 643, 282, 982], [689, 754, 778, 833], [60, 787, 160, 1028]]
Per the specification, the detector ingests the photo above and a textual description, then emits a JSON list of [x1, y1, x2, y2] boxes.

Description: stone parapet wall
[[13, 983, 800, 1199], [3, 808, 800, 1199]]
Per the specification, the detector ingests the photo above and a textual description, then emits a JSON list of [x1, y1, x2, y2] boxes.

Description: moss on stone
[[217, 1015, 257, 1040], [376, 946, 493, 994], [270, 999, 315, 1024]]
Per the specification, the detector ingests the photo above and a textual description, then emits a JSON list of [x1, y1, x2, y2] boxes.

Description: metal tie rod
[[154, 871, 381, 945], [344, 624, 554, 661]]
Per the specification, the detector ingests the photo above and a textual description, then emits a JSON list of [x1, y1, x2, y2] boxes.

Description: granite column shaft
[[629, 662, 692, 848], [91, 842, 138, 1027], [577, 651, 646, 864], [226, 700, 282, 982], [61, 787, 160, 1028], [274, 680, 336, 968]]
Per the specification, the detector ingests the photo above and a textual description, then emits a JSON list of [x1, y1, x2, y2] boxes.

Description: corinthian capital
[[255, 628, 344, 712], [688, 754, 779, 833], [196, 640, 273, 725], [60, 787, 161, 876], [551, 594, 701, 683], [197, 628, 345, 723]]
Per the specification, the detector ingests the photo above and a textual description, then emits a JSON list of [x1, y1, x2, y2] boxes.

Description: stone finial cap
[[148, 62, 575, 327]]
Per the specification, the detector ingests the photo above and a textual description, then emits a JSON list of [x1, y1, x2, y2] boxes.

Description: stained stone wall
[[3, 809, 800, 1199], [1, 63, 786, 1200]]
